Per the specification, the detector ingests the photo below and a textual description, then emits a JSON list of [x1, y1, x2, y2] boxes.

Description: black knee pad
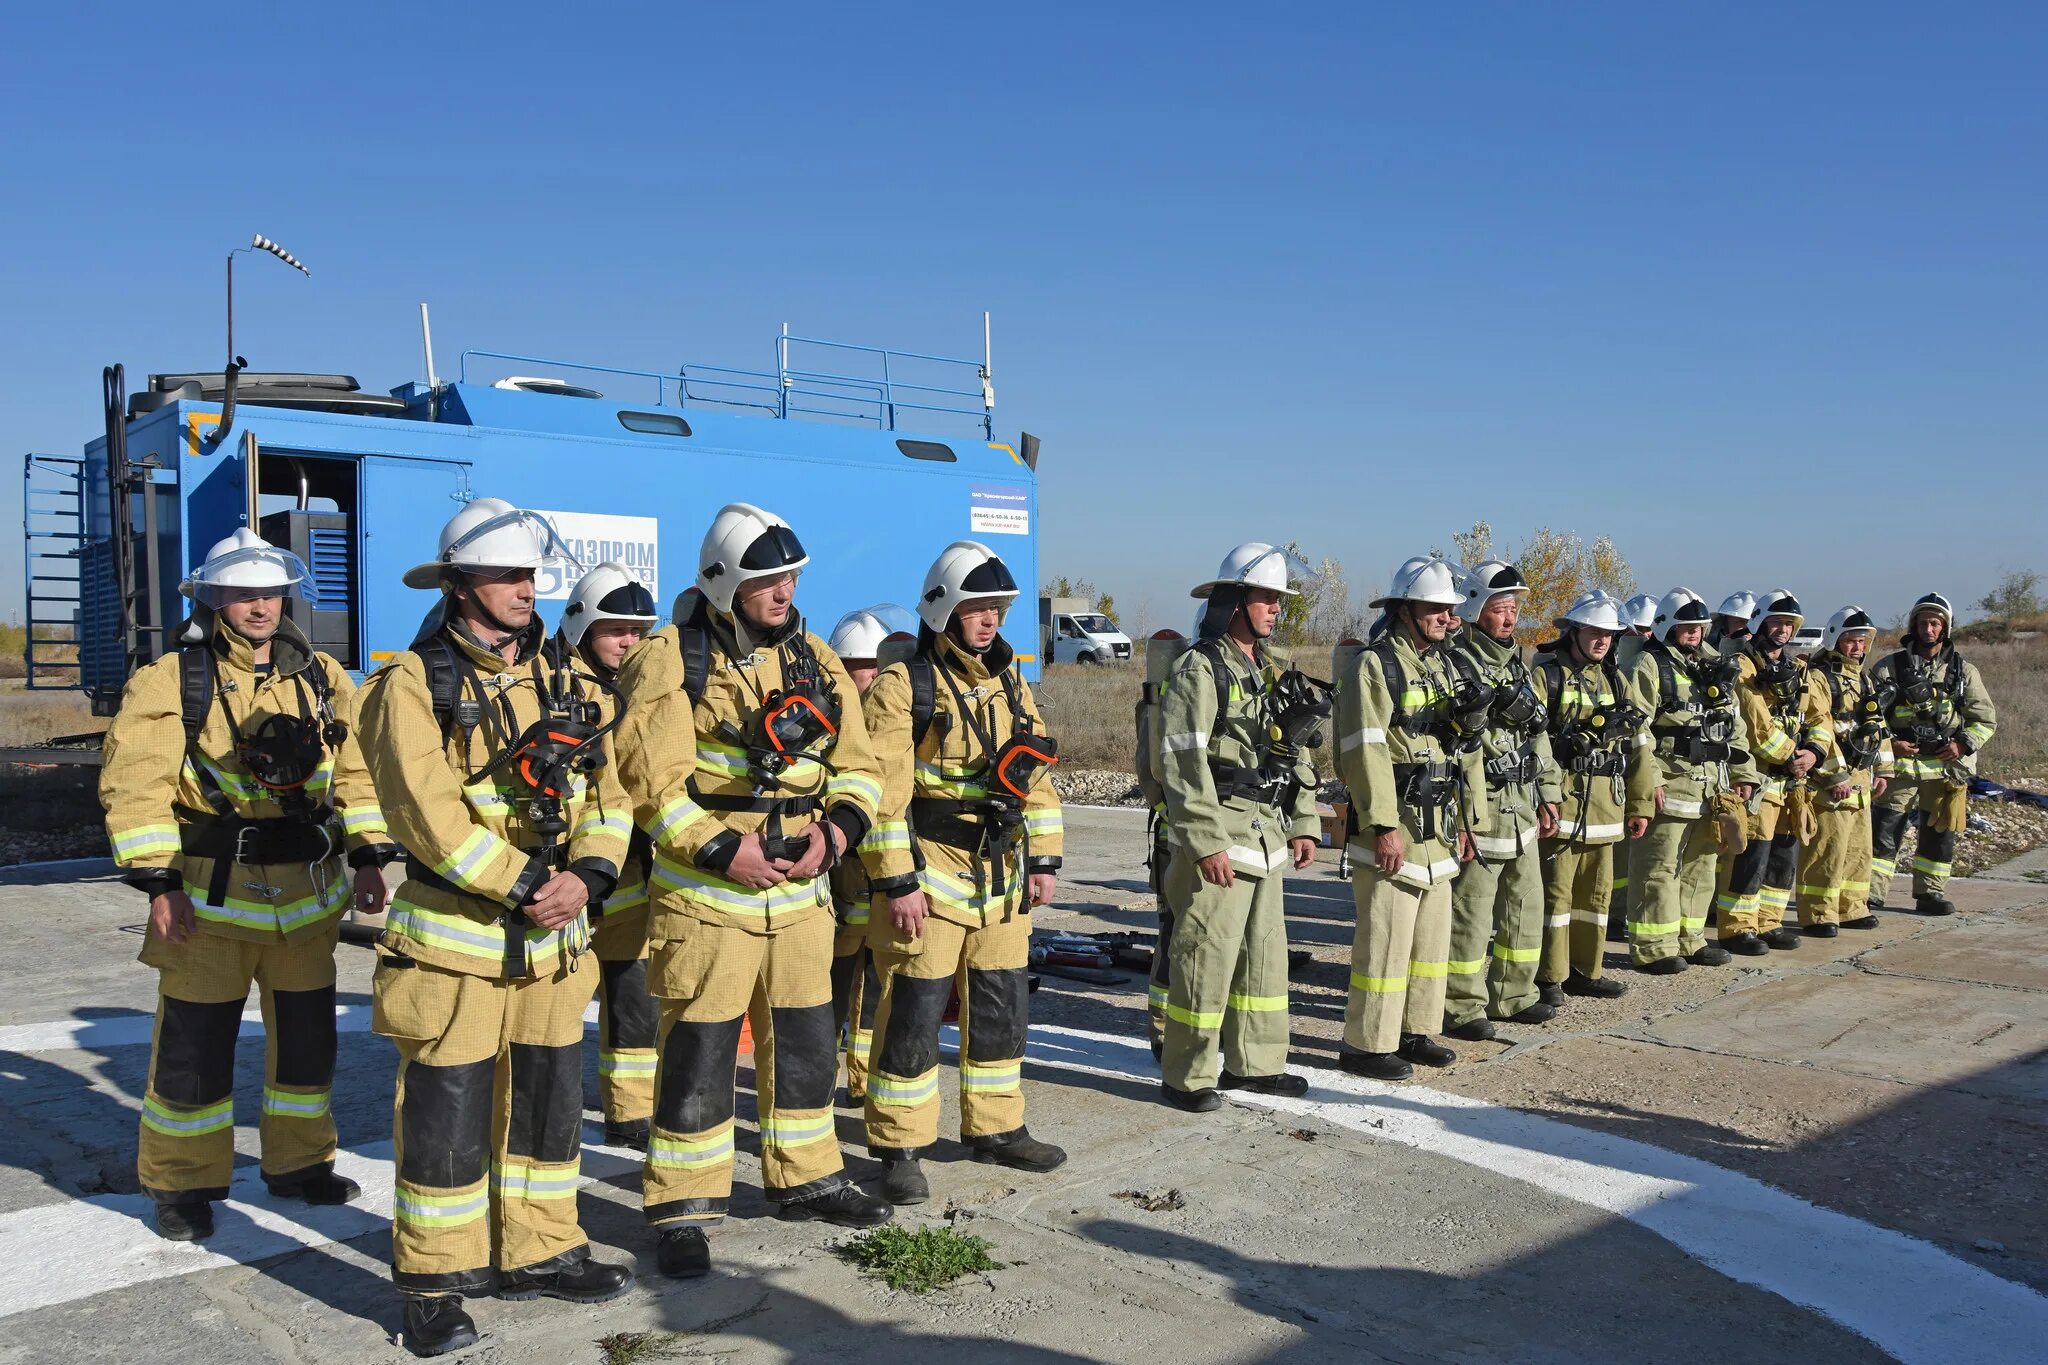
[[1728, 839, 1770, 896], [153, 997, 245, 1106], [508, 1041, 584, 1163], [654, 1015, 744, 1134], [1919, 828, 1958, 863], [829, 951, 860, 1031], [1763, 830, 1799, 889], [874, 973, 952, 1078], [766, 1003, 837, 1110], [857, 954, 882, 1030], [400, 1056, 494, 1188], [1870, 805, 1909, 856], [268, 984, 337, 1088], [966, 966, 1029, 1062], [600, 958, 659, 1051]]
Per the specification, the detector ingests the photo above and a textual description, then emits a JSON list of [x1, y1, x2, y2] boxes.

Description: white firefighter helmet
[[919, 540, 1019, 632], [1555, 590, 1625, 633], [1190, 542, 1299, 600], [1908, 592, 1954, 631], [1823, 605, 1878, 652], [696, 502, 810, 613], [403, 497, 579, 589], [181, 529, 315, 605], [1369, 555, 1463, 610], [1715, 590, 1759, 623], [1748, 588, 1805, 634], [1652, 587, 1712, 642], [1623, 593, 1659, 630], [828, 606, 897, 661], [1456, 560, 1529, 624], [559, 561, 658, 648]]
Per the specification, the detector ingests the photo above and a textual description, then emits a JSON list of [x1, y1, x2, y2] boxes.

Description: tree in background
[[1274, 542, 1357, 646], [1444, 519, 1637, 645], [1976, 569, 2042, 621]]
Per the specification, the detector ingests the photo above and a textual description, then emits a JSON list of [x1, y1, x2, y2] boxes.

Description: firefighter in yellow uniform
[[100, 531, 386, 1243], [358, 500, 636, 1356], [557, 562, 662, 1148], [1797, 607, 1894, 934], [1622, 588, 1743, 972], [613, 503, 892, 1283], [825, 606, 899, 1102], [1870, 593, 1997, 916], [1531, 591, 1643, 1002], [860, 542, 1069, 1202], [1715, 590, 1831, 955], [1337, 557, 1488, 1079], [1156, 544, 1322, 1107]]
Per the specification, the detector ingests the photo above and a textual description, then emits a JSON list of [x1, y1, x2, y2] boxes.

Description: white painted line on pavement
[[1020, 1024, 2048, 1365]]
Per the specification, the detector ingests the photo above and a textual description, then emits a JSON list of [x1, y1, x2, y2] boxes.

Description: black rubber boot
[[1761, 927, 1803, 950], [1501, 1000, 1557, 1025], [880, 1157, 930, 1205], [1338, 1049, 1414, 1081], [1397, 1034, 1456, 1067], [497, 1254, 634, 1304], [1804, 922, 1840, 939], [1638, 956, 1687, 976], [265, 1168, 362, 1205], [1840, 913, 1880, 930], [969, 1127, 1067, 1173], [1564, 971, 1627, 999], [1160, 1082, 1223, 1113], [154, 1199, 214, 1242], [1149, 1038, 1164, 1061], [1726, 932, 1769, 956], [402, 1296, 478, 1358], [604, 1118, 651, 1152], [1689, 944, 1733, 965], [1443, 1017, 1497, 1042], [1915, 894, 1957, 916], [1606, 915, 1629, 943], [657, 1227, 711, 1280], [1220, 1070, 1310, 1096], [1537, 982, 1567, 1008], [1865, 895, 1886, 914], [777, 1181, 893, 1228]]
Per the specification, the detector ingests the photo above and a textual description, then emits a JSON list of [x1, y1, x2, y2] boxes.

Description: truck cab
[[1040, 596, 1131, 665]]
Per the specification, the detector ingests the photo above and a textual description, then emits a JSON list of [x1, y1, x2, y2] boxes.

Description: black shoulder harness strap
[[179, 637, 334, 743]]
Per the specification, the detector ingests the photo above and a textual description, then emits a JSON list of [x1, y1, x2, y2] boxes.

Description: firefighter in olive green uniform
[[1531, 591, 1643, 1001], [1797, 607, 1895, 933], [1622, 588, 1745, 972], [612, 503, 891, 1285], [557, 562, 662, 1149], [359, 500, 636, 1356], [1604, 593, 1661, 937], [1442, 561, 1561, 1036], [824, 607, 898, 1103], [1715, 590, 1832, 955], [100, 531, 385, 1244], [1336, 557, 1489, 1080], [860, 543, 1067, 1204], [1869, 593, 1996, 916], [1156, 544, 1323, 1109]]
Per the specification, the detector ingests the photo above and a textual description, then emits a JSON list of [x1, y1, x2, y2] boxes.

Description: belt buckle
[[233, 824, 256, 864]]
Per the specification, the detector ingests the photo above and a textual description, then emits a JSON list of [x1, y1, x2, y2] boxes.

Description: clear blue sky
[[3, 3, 2042, 638]]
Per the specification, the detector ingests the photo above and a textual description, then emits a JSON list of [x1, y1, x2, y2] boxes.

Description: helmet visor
[[186, 544, 320, 608], [960, 556, 1019, 596], [443, 509, 581, 574], [739, 524, 808, 572], [595, 579, 658, 620]]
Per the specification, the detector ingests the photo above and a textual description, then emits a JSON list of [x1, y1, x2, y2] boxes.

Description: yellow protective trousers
[[137, 918, 341, 1203], [643, 913, 845, 1225], [592, 903, 656, 1126], [373, 949, 597, 1296], [1445, 842, 1545, 1026], [831, 908, 879, 1103], [865, 909, 1032, 1153], [1798, 801, 1873, 926], [1714, 796, 1784, 937], [1147, 822, 1175, 1050], [1158, 851, 1291, 1092], [1345, 865, 1453, 1055], [1626, 813, 1717, 964], [1539, 839, 1614, 982]]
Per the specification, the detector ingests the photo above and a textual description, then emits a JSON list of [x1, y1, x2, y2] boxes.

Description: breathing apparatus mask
[[715, 642, 844, 793], [1267, 668, 1334, 753], [1555, 698, 1645, 775], [1488, 677, 1546, 736], [1887, 662, 1957, 750], [1753, 651, 1804, 708], [238, 711, 346, 797], [1835, 677, 1895, 768], [990, 732, 1059, 804]]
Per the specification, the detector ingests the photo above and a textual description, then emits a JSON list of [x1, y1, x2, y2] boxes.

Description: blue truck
[[22, 324, 1044, 726]]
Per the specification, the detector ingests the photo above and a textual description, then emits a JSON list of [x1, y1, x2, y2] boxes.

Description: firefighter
[[1623, 588, 1744, 972], [1531, 591, 1642, 1002], [1798, 608, 1894, 934], [1154, 545, 1321, 1107], [613, 503, 891, 1283], [1134, 624, 1196, 1058], [1336, 557, 1488, 1079], [825, 606, 897, 1103], [557, 562, 662, 1149], [1869, 593, 1997, 916], [859, 543, 1068, 1202], [1708, 591, 1758, 653], [1605, 592, 1661, 936], [358, 500, 636, 1355], [1714, 590, 1830, 955], [1442, 561, 1561, 1037], [99, 531, 386, 1244]]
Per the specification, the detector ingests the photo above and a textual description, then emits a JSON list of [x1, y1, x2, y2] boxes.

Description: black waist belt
[[689, 786, 822, 818], [1206, 759, 1296, 809], [910, 796, 1027, 905], [407, 844, 569, 979], [177, 807, 337, 863], [1481, 745, 1536, 788], [1564, 748, 1627, 776]]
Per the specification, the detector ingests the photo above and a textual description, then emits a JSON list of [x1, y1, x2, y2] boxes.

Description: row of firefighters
[[96, 505, 1995, 1356], [1133, 551, 1997, 1096]]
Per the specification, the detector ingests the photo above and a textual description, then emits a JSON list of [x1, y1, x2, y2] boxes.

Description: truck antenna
[[419, 303, 439, 389]]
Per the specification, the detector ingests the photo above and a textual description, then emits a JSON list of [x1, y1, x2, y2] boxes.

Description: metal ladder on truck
[[21, 453, 86, 691]]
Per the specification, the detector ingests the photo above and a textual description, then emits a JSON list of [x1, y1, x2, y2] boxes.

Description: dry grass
[[0, 682, 102, 748], [1968, 636, 2047, 780]]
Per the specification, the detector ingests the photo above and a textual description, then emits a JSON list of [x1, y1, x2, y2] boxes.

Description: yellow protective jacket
[[1869, 640, 1996, 784], [1803, 650, 1896, 812], [1732, 641, 1833, 810], [356, 615, 632, 978], [1335, 629, 1487, 887], [100, 615, 388, 943], [859, 630, 1063, 928], [613, 599, 883, 937], [1530, 641, 1640, 845], [1624, 639, 1759, 822]]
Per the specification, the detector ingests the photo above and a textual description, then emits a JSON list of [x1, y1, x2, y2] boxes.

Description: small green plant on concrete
[[597, 1332, 689, 1365], [840, 1224, 999, 1293]]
